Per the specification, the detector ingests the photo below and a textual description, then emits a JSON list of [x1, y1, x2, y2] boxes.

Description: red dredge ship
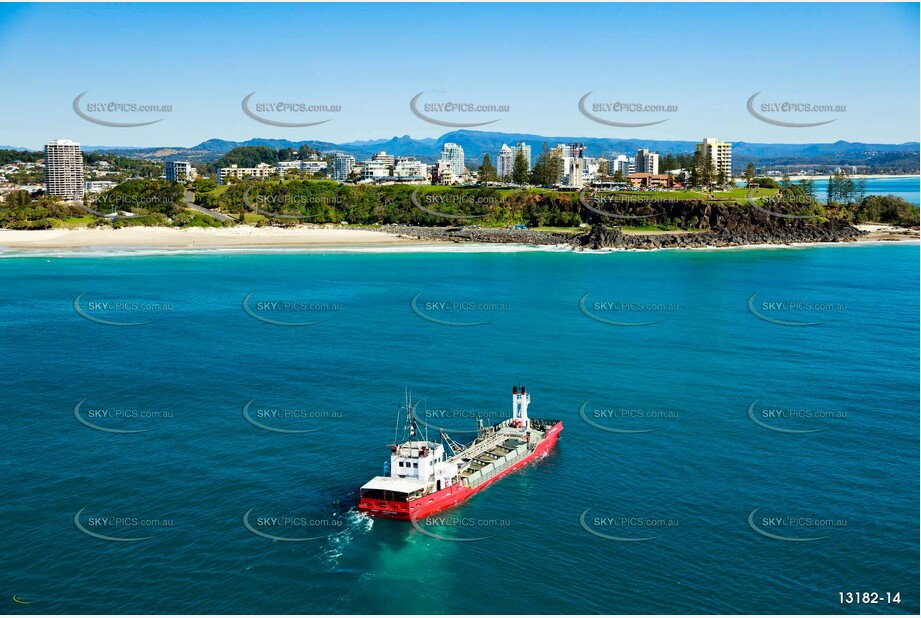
[[358, 386, 562, 520]]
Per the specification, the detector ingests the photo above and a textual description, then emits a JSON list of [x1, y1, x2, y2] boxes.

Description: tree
[[690, 151, 702, 187], [529, 143, 547, 185], [612, 170, 626, 183], [479, 153, 496, 184], [696, 154, 715, 188], [745, 162, 756, 186], [548, 151, 564, 185], [511, 150, 530, 185], [597, 159, 610, 177]]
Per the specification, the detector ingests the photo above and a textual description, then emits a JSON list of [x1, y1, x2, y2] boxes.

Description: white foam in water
[[0, 243, 576, 259], [324, 510, 374, 565]]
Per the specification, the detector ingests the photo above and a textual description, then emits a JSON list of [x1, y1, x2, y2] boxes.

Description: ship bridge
[[360, 476, 427, 502]]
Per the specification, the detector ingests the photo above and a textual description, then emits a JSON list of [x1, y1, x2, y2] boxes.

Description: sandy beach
[[0, 224, 915, 255], [0, 225, 415, 250], [854, 223, 920, 242]]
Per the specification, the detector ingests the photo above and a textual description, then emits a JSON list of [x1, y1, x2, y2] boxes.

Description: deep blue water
[[810, 175, 920, 205], [1, 245, 918, 614]]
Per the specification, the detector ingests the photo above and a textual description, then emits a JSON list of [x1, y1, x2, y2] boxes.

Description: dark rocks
[[378, 225, 575, 246], [365, 202, 868, 251]]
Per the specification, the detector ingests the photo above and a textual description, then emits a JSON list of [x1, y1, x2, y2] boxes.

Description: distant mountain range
[[6, 130, 920, 169]]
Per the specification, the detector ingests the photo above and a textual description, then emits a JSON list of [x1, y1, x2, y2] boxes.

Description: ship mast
[[393, 387, 421, 446]]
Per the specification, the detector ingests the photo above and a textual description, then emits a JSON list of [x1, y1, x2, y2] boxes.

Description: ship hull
[[358, 421, 562, 520]]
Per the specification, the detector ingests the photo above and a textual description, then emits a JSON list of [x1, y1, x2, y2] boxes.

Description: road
[[184, 190, 233, 222]]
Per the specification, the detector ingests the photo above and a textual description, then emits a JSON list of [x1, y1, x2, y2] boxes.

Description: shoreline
[[784, 173, 919, 181], [0, 224, 915, 258]]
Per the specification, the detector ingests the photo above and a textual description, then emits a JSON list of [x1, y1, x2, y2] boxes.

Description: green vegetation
[[212, 145, 325, 175], [95, 179, 185, 218], [3, 175, 916, 230], [0, 149, 44, 165], [0, 191, 95, 229], [852, 195, 919, 227], [478, 153, 496, 183], [84, 152, 163, 179], [528, 143, 563, 186]]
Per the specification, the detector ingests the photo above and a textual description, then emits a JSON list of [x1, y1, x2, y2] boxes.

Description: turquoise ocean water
[[810, 175, 920, 205], [1, 244, 918, 614]]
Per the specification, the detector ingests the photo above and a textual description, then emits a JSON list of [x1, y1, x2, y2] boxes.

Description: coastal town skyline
[[0, 3, 918, 147]]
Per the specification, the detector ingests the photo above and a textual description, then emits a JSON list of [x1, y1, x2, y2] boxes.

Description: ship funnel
[[511, 384, 530, 427], [519, 385, 530, 425]]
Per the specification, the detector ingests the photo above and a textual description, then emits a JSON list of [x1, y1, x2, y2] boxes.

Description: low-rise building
[[360, 161, 390, 182], [626, 173, 671, 188], [301, 160, 328, 175], [393, 157, 427, 180], [165, 160, 196, 183], [276, 161, 302, 176], [84, 180, 118, 193], [218, 163, 274, 184], [371, 152, 395, 169], [433, 159, 457, 185]]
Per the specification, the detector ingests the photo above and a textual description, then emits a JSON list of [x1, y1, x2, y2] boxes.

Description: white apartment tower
[[332, 153, 356, 181], [613, 155, 635, 177], [635, 149, 659, 175], [696, 138, 732, 179], [497, 144, 514, 179], [44, 139, 84, 201], [441, 143, 465, 178]]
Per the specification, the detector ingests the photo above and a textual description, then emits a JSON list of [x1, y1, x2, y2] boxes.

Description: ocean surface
[[1, 244, 918, 614], [811, 175, 920, 205]]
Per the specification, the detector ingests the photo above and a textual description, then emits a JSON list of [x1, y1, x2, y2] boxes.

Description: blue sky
[[0, 3, 917, 149]]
